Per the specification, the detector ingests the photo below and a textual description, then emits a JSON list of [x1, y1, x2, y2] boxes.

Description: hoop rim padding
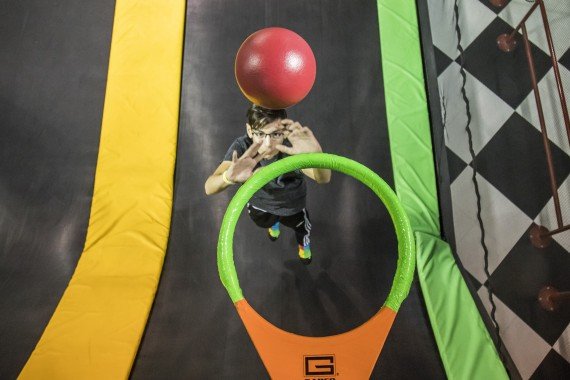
[[217, 153, 415, 310]]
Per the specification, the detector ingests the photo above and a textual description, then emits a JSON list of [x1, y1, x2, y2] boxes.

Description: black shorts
[[247, 204, 312, 247]]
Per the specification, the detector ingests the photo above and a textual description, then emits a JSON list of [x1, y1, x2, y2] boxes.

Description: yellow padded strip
[[19, 0, 185, 378]]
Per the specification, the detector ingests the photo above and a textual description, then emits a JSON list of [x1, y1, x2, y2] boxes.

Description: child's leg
[[247, 204, 279, 228], [280, 208, 311, 247]]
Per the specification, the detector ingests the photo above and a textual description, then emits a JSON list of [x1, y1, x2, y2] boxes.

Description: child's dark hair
[[246, 104, 287, 130]]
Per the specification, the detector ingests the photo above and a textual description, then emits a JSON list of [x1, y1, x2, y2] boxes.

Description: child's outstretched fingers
[[254, 151, 267, 163], [290, 122, 303, 131], [242, 141, 262, 158], [275, 144, 295, 155], [279, 119, 294, 128]]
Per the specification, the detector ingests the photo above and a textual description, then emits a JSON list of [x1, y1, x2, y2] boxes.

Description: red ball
[[235, 27, 316, 109]]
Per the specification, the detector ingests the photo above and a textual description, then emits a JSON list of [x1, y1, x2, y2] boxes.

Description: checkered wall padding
[[426, 1, 570, 378]]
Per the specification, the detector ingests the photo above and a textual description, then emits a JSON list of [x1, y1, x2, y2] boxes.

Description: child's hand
[[276, 120, 323, 155], [226, 141, 265, 183]]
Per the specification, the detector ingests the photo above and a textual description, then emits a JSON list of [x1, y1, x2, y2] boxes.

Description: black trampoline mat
[[0, 1, 446, 379], [132, 1, 445, 378], [0, 1, 115, 378]]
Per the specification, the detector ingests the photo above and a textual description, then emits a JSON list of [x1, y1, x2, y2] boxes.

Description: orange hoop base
[[236, 300, 397, 379]]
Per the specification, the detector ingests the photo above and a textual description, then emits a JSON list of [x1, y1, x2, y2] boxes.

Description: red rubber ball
[[235, 27, 316, 109]]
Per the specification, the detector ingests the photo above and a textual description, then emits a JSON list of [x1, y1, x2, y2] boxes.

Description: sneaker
[[298, 244, 312, 265], [267, 222, 280, 241]]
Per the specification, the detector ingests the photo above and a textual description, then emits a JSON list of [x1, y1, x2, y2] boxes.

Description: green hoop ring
[[217, 153, 415, 311]]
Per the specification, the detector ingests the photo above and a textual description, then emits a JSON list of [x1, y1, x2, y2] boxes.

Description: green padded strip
[[376, 0, 439, 234], [217, 153, 415, 311], [377, 0, 508, 378], [415, 232, 509, 379]]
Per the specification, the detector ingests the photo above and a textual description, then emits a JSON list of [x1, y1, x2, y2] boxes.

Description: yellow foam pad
[[19, 0, 185, 378]]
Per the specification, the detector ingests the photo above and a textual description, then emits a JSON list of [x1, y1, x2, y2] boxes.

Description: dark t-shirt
[[223, 135, 306, 216]]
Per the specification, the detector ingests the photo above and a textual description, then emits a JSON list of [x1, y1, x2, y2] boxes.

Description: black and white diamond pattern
[[434, 46, 453, 76], [560, 49, 570, 72], [439, 61, 514, 163], [500, 0, 570, 57], [517, 66, 570, 155], [461, 17, 552, 109], [530, 350, 570, 379], [535, 176, 570, 252], [475, 112, 570, 218], [428, 0, 570, 378], [480, 0, 513, 14]]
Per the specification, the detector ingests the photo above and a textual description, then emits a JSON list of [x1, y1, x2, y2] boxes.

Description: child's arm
[[301, 168, 331, 184], [205, 161, 234, 195], [204, 141, 264, 195]]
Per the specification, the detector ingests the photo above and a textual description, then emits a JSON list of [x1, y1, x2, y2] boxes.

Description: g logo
[[304, 355, 335, 376]]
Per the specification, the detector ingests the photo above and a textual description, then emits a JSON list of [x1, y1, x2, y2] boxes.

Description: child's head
[[246, 104, 287, 130], [246, 104, 288, 158]]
